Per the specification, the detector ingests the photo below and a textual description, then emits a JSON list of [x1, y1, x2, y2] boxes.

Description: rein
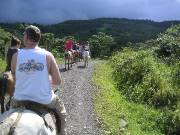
[[8, 108, 24, 135], [0, 108, 24, 135]]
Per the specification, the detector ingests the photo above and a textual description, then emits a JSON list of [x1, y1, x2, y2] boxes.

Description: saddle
[[11, 100, 49, 111]]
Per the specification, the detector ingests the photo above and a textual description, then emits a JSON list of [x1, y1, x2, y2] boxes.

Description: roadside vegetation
[[93, 25, 180, 135], [0, 58, 6, 73], [93, 62, 163, 135]]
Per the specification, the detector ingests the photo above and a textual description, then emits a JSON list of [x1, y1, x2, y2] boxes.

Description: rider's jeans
[[47, 95, 67, 135]]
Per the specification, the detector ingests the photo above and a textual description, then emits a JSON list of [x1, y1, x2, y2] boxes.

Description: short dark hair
[[24, 25, 41, 42], [11, 36, 21, 47]]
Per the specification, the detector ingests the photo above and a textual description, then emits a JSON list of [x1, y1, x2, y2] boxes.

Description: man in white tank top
[[11, 25, 66, 135]]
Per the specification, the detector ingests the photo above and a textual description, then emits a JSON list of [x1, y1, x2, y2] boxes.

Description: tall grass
[[92, 61, 163, 135], [110, 48, 180, 134]]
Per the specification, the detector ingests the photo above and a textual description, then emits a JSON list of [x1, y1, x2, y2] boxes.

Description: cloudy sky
[[0, 0, 180, 24]]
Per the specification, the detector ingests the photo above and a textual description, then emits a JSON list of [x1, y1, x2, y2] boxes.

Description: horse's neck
[[0, 108, 18, 121], [84, 51, 89, 56]]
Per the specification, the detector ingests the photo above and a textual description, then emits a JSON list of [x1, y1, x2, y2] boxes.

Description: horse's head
[[0, 72, 14, 98], [65, 51, 73, 59]]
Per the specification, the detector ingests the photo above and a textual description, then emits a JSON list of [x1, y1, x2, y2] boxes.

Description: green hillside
[[1, 18, 180, 45]]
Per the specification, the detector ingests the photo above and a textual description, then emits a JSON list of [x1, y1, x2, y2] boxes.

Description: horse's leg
[[68, 56, 70, 70], [87, 58, 89, 66], [84, 57, 86, 68], [65, 57, 67, 70], [0, 97, 5, 113], [74, 53, 77, 63], [71, 57, 73, 67], [78, 52, 80, 62], [70, 56, 73, 68]]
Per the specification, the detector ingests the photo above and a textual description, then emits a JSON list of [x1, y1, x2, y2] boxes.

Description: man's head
[[23, 25, 41, 45], [11, 36, 21, 47]]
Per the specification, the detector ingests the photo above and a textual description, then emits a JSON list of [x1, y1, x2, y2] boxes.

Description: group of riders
[[0, 25, 68, 135], [64, 38, 90, 62]]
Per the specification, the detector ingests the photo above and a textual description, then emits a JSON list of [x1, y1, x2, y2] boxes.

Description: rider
[[4, 36, 21, 108], [78, 42, 86, 60], [72, 42, 79, 51], [85, 41, 90, 51], [5, 36, 21, 71], [11, 25, 66, 135], [64, 38, 73, 52], [72, 42, 79, 58]]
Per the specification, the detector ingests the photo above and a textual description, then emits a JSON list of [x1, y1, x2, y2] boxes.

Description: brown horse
[[73, 50, 80, 63], [0, 71, 14, 113], [64, 51, 73, 70]]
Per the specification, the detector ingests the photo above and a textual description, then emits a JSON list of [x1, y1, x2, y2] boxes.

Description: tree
[[88, 32, 115, 57], [0, 28, 11, 59], [40, 33, 55, 51]]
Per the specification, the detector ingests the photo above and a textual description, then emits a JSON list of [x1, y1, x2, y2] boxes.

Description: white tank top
[[14, 47, 54, 104]]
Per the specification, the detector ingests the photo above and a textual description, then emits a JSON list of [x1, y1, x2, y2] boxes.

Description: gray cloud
[[0, 0, 180, 24]]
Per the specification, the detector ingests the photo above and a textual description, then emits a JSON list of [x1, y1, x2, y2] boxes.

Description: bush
[[155, 26, 180, 62], [111, 49, 178, 107], [0, 58, 6, 72], [162, 103, 180, 134], [172, 61, 180, 88]]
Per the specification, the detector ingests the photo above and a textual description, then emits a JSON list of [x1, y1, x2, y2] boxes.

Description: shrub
[[162, 103, 180, 134], [0, 58, 6, 72], [111, 49, 178, 107]]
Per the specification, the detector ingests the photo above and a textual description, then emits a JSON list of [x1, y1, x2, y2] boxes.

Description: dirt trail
[[58, 60, 101, 135]]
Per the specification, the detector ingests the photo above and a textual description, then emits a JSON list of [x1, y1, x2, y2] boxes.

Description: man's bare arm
[[11, 52, 18, 82], [47, 52, 61, 85], [8, 52, 17, 96]]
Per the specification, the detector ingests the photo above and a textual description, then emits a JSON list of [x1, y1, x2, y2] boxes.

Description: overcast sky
[[0, 0, 180, 24]]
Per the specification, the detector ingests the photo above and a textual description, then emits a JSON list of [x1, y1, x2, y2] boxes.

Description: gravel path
[[57, 60, 101, 135]]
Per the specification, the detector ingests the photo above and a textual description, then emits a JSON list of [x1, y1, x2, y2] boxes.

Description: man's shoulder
[[45, 50, 52, 56], [46, 51, 55, 61]]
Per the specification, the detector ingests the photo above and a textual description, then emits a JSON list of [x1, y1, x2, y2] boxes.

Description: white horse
[[83, 50, 90, 67], [0, 108, 57, 135], [64, 51, 73, 70]]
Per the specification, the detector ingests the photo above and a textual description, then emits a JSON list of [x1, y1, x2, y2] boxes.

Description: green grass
[[55, 57, 63, 65], [92, 61, 164, 135], [0, 58, 6, 73]]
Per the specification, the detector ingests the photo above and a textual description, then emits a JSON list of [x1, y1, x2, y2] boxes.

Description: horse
[[78, 51, 83, 62], [83, 50, 90, 68], [64, 51, 73, 70], [0, 71, 14, 113], [73, 50, 80, 63], [0, 108, 57, 135], [0, 72, 60, 135]]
